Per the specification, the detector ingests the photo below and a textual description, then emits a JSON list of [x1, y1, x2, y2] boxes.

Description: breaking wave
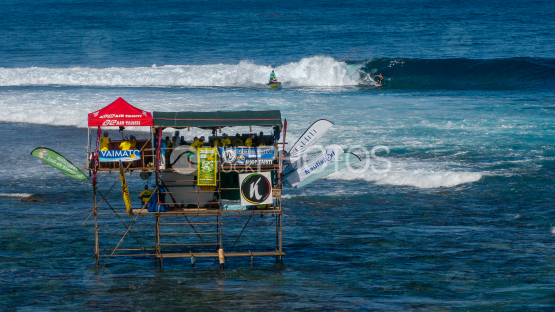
[[0, 56, 553, 90], [353, 57, 555, 90], [0, 56, 357, 88]]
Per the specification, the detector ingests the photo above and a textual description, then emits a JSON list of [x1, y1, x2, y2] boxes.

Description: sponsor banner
[[287, 119, 333, 160], [101, 120, 142, 126], [99, 149, 141, 162], [98, 114, 145, 119], [94, 126, 101, 186], [197, 148, 217, 186], [280, 119, 287, 181], [239, 172, 273, 206], [284, 144, 343, 177], [220, 147, 277, 165], [31, 147, 87, 180], [119, 161, 132, 216], [292, 153, 361, 189], [284, 145, 344, 187]]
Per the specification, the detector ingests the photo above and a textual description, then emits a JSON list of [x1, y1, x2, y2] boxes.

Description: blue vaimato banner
[[99, 150, 141, 162], [220, 147, 277, 165]]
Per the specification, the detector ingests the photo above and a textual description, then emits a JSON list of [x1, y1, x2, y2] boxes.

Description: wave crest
[[0, 56, 358, 88]]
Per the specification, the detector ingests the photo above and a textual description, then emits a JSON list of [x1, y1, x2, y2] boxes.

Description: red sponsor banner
[[93, 126, 101, 187]]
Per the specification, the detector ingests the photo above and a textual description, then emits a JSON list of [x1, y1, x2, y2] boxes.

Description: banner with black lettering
[[119, 161, 132, 216], [287, 119, 333, 162], [284, 144, 344, 188]]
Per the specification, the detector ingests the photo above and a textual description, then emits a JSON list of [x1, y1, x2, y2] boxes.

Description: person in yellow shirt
[[129, 135, 137, 150], [191, 136, 205, 149], [138, 185, 153, 205], [220, 133, 231, 147], [213, 138, 221, 148], [165, 136, 172, 149], [245, 134, 254, 147], [120, 137, 132, 150], [257, 132, 266, 146], [100, 131, 111, 151], [232, 133, 244, 147]]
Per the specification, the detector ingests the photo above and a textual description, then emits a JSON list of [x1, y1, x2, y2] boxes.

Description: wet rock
[[21, 197, 46, 203]]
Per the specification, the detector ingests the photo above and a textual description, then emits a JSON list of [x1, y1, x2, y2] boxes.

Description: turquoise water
[[2, 0, 555, 310]]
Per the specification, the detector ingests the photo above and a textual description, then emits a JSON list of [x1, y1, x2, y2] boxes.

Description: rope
[[229, 214, 253, 253]]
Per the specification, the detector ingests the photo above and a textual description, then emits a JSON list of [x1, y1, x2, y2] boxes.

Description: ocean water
[[2, 0, 555, 310]]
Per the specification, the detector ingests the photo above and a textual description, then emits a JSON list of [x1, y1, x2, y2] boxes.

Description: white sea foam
[[0, 56, 358, 88], [326, 159, 483, 189], [0, 193, 33, 198], [280, 194, 299, 199]]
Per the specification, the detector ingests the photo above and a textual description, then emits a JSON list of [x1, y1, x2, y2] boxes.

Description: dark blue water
[[1, 0, 554, 67], [2, 0, 555, 310]]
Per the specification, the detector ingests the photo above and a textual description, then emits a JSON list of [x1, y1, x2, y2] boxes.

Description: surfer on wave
[[373, 73, 383, 86]]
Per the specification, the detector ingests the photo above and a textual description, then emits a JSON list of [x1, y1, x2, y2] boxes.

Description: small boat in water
[[268, 80, 281, 88]]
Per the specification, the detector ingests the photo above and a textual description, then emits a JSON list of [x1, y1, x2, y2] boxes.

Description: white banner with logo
[[220, 147, 277, 166], [239, 172, 273, 206], [284, 144, 344, 187], [287, 119, 333, 162]]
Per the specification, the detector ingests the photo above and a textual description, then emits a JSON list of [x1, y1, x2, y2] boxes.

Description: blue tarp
[[147, 186, 168, 212]]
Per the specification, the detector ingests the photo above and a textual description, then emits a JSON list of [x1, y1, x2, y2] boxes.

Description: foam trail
[[326, 160, 483, 189], [0, 56, 357, 88], [0, 193, 33, 198]]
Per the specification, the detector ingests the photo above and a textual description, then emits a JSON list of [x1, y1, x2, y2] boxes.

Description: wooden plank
[[131, 209, 282, 215], [159, 243, 220, 246], [159, 222, 221, 225], [157, 251, 286, 258], [160, 232, 220, 236], [98, 254, 153, 257]]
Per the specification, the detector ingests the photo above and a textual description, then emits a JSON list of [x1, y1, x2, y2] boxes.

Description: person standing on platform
[[172, 131, 180, 147], [100, 131, 111, 151], [245, 134, 254, 147], [120, 137, 131, 150], [129, 135, 137, 150]]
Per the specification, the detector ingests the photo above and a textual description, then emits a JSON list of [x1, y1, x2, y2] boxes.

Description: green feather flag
[[31, 147, 87, 180]]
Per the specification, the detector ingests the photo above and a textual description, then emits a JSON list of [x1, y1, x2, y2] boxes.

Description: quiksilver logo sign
[[241, 173, 271, 204]]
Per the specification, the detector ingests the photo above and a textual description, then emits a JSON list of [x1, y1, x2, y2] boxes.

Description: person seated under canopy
[[191, 136, 205, 149], [245, 134, 255, 147], [232, 133, 244, 147], [220, 133, 231, 147], [257, 132, 265, 146]]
